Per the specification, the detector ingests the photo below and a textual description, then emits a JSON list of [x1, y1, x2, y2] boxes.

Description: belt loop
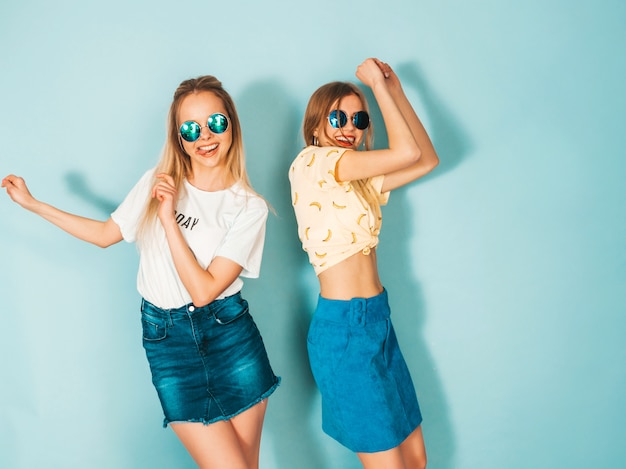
[[350, 298, 366, 326]]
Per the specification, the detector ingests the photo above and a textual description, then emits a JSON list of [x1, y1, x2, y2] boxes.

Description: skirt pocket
[[141, 312, 168, 341], [213, 297, 248, 325], [307, 319, 351, 381]]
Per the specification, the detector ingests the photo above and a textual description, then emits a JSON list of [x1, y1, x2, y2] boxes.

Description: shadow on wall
[[362, 61, 473, 469], [395, 62, 473, 180], [236, 80, 333, 468], [64, 171, 120, 215]]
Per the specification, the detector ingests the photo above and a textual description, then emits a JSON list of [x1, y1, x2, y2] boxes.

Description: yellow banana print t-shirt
[[289, 145, 389, 275]]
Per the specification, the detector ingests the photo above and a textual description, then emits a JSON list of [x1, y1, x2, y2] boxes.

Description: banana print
[[290, 146, 384, 275]]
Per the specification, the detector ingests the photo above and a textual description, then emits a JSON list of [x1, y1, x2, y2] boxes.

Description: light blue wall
[[1, 1, 625, 468]]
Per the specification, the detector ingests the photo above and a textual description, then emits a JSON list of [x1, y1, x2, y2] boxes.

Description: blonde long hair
[[302, 81, 383, 226], [137, 75, 255, 240]]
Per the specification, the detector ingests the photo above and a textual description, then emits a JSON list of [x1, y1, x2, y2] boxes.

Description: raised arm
[[377, 62, 439, 192], [151, 174, 243, 307], [335, 58, 422, 182], [335, 59, 439, 189], [2, 174, 123, 248]]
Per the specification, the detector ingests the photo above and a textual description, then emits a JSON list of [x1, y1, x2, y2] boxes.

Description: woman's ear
[[312, 129, 320, 146]]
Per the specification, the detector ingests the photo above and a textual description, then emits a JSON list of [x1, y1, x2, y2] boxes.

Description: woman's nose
[[199, 126, 213, 139]]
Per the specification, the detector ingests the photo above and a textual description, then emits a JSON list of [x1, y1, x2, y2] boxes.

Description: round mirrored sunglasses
[[328, 110, 370, 130], [179, 113, 229, 142]]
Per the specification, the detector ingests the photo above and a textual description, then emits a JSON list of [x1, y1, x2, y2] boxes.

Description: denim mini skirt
[[307, 289, 422, 453], [140, 292, 279, 427]]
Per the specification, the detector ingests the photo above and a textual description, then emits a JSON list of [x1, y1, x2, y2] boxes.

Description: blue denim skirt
[[307, 289, 422, 453], [140, 293, 279, 427]]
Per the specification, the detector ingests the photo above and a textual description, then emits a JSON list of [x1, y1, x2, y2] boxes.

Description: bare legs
[[357, 425, 427, 469], [170, 399, 268, 469]]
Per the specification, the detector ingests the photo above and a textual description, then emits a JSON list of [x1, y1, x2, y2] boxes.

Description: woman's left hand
[[152, 173, 178, 227], [375, 60, 403, 93]]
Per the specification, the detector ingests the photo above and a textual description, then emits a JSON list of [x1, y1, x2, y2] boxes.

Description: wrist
[[27, 198, 45, 214], [158, 214, 178, 231]]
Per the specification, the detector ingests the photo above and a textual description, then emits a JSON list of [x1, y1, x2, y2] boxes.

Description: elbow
[[190, 292, 218, 308], [401, 143, 422, 167], [94, 222, 122, 248], [428, 153, 440, 172], [418, 147, 440, 174], [95, 238, 117, 249], [411, 146, 422, 165], [429, 151, 440, 171], [191, 296, 208, 308], [389, 137, 421, 167]]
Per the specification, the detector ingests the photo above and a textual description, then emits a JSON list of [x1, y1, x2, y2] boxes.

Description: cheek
[[222, 133, 233, 151], [317, 130, 332, 145], [317, 124, 334, 143], [180, 140, 193, 155]]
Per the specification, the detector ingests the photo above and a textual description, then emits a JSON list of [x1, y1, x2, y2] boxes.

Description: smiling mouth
[[335, 136, 355, 147], [197, 143, 218, 155]]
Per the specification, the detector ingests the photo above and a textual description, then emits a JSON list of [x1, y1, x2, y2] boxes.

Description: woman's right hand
[[355, 58, 388, 89], [2, 173, 123, 248], [1, 174, 38, 211], [151, 173, 178, 229]]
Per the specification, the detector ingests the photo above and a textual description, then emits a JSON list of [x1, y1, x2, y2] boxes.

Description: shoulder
[[291, 145, 346, 167], [229, 183, 268, 213], [125, 168, 157, 194], [138, 167, 157, 183], [290, 146, 350, 186], [118, 167, 156, 203]]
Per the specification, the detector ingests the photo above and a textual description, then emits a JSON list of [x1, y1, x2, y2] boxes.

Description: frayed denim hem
[[161, 377, 281, 428]]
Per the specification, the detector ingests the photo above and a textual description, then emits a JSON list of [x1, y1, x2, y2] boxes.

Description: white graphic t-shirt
[[112, 169, 268, 308]]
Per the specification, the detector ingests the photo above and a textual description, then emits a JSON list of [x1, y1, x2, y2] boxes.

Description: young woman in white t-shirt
[[3, 76, 279, 469]]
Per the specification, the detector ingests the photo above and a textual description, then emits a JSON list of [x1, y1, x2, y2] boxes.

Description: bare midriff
[[318, 249, 384, 300]]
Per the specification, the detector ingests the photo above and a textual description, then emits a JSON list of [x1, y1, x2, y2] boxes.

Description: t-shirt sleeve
[[215, 197, 268, 278], [300, 146, 349, 188], [370, 174, 390, 206], [110, 169, 155, 242], [301, 147, 390, 204]]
